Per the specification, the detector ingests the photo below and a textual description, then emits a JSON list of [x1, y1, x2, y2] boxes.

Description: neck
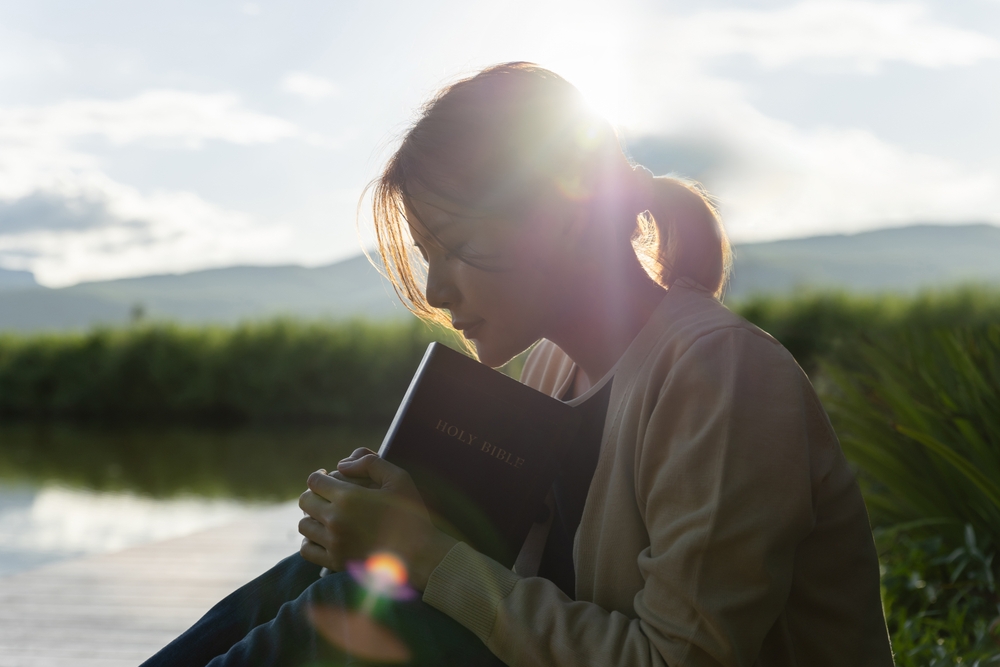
[[545, 249, 666, 395]]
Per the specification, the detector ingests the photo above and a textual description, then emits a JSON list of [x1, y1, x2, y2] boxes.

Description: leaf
[[896, 425, 1000, 512]]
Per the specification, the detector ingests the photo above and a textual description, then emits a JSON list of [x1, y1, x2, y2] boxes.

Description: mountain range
[[1, 223, 998, 332]]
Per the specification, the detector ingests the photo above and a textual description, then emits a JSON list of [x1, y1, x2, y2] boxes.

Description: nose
[[424, 254, 459, 311]]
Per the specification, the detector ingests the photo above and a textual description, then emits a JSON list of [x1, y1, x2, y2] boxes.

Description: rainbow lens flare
[[347, 551, 417, 602], [309, 552, 419, 662]]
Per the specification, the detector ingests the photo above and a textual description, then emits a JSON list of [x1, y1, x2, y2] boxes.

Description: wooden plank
[[0, 501, 303, 667]]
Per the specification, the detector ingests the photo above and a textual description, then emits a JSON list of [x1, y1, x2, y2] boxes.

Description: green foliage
[[819, 324, 1000, 664], [822, 326, 1000, 542], [734, 287, 1000, 375], [0, 319, 460, 425], [878, 525, 1000, 666]]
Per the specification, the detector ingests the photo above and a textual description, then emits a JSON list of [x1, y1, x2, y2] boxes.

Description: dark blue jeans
[[140, 553, 505, 666]]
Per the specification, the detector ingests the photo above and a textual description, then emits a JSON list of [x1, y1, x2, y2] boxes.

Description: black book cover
[[378, 342, 580, 568]]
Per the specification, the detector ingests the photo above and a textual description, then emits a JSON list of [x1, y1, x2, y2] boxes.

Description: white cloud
[[0, 90, 298, 151], [0, 175, 292, 286], [0, 91, 306, 285], [611, 61, 1000, 241], [466, 0, 1000, 125], [527, 1, 1000, 241], [664, 1, 1000, 72], [281, 72, 339, 100], [706, 112, 1000, 241]]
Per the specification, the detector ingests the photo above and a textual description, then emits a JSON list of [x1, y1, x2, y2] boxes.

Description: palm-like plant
[[823, 325, 1000, 542]]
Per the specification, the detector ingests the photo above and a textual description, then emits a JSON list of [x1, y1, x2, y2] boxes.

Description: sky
[[0, 0, 998, 287]]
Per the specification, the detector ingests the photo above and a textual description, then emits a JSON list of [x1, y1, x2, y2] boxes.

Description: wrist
[[410, 529, 457, 591]]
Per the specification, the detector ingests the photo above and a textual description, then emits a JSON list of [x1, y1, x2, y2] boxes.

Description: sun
[[555, 61, 631, 129]]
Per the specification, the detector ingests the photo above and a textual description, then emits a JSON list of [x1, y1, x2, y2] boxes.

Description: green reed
[[0, 318, 461, 425]]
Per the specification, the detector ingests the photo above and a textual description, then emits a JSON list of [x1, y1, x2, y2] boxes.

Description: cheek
[[495, 275, 558, 337]]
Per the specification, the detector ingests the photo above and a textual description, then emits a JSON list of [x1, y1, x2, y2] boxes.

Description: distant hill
[[0, 254, 411, 332], [725, 223, 1000, 300], [1, 224, 998, 332], [0, 267, 37, 291]]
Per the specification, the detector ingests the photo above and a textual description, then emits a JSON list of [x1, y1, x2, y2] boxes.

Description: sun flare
[[365, 552, 408, 591]]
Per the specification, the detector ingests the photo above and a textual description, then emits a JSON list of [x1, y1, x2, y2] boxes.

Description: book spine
[[377, 343, 437, 458]]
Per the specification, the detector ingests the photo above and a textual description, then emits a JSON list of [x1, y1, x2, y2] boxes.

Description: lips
[[452, 319, 484, 340]]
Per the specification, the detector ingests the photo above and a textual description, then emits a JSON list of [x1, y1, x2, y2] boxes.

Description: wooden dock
[[0, 501, 303, 667]]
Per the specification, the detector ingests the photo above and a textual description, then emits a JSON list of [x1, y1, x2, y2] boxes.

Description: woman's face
[[405, 191, 573, 368]]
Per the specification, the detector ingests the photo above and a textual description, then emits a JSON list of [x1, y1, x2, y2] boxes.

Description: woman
[[145, 62, 894, 666]]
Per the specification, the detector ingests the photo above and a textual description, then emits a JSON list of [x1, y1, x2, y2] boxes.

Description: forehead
[[403, 184, 486, 237]]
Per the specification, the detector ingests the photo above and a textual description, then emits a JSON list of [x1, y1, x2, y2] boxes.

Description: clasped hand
[[298, 448, 456, 591]]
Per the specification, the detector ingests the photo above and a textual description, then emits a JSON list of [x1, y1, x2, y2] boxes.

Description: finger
[[328, 470, 377, 489], [302, 467, 328, 492], [335, 449, 381, 480], [343, 447, 377, 462], [337, 453, 400, 487], [298, 516, 332, 548], [299, 489, 332, 518], [307, 469, 353, 500], [299, 538, 332, 568]]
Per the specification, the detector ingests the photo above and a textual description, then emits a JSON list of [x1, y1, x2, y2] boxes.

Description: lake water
[[0, 483, 264, 576], [0, 422, 383, 576]]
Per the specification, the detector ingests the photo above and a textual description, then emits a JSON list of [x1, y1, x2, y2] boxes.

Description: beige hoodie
[[423, 279, 894, 667]]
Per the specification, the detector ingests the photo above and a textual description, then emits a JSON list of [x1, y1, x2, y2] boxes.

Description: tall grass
[[0, 319, 457, 424], [2, 288, 997, 425], [822, 326, 1000, 540], [733, 287, 1000, 375]]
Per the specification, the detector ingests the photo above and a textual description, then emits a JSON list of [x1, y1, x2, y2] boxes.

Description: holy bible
[[378, 342, 579, 568]]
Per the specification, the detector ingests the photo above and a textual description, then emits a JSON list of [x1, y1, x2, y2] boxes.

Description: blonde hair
[[366, 62, 731, 329]]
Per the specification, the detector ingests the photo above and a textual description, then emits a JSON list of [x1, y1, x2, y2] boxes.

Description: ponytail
[[630, 168, 732, 299]]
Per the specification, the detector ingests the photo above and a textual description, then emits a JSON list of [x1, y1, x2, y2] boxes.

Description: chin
[[472, 342, 507, 369], [473, 338, 532, 370]]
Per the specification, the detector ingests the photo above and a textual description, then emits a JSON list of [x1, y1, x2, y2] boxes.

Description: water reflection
[[0, 483, 259, 576], [0, 422, 384, 499], [0, 423, 383, 576]]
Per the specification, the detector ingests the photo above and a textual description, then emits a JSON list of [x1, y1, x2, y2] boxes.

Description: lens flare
[[574, 117, 602, 151], [347, 551, 417, 603], [308, 604, 411, 664], [310, 552, 420, 661], [366, 552, 408, 591]]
